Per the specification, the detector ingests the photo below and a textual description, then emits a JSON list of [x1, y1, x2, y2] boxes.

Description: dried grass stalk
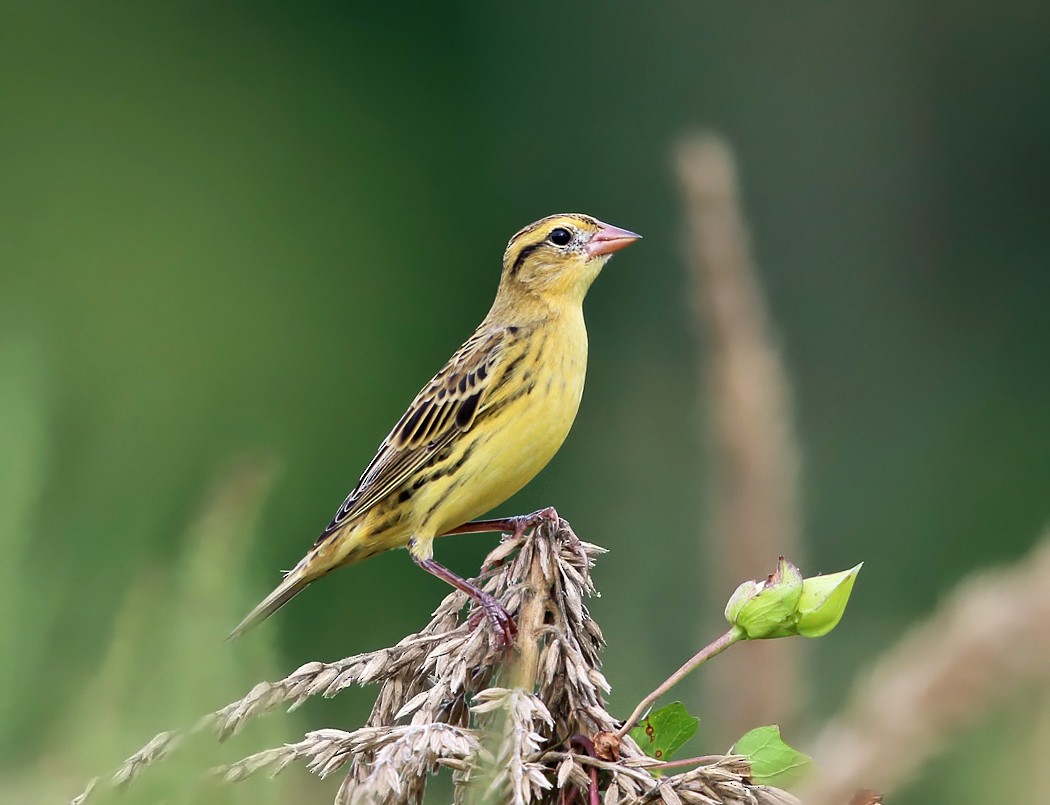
[[72, 518, 797, 804]]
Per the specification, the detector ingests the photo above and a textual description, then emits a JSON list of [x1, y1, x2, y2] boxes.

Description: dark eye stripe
[[509, 242, 542, 275]]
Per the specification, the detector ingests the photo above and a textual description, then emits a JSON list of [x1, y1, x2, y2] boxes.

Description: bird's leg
[[412, 554, 517, 648], [439, 506, 560, 541]]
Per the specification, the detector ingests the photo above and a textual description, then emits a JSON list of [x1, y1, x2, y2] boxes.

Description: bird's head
[[496, 213, 640, 309]]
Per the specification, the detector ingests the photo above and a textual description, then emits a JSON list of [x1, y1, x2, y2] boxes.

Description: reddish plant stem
[[570, 734, 601, 805], [615, 628, 742, 740]]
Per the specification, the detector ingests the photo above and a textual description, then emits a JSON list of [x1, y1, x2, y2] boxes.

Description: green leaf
[[629, 702, 699, 763], [732, 725, 812, 787]]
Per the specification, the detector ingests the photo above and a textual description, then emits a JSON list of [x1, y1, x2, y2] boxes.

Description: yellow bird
[[230, 213, 640, 645]]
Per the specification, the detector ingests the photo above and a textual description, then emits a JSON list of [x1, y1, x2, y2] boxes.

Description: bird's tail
[[227, 550, 327, 641]]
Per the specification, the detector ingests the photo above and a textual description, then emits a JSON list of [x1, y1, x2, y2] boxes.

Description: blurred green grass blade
[[168, 456, 284, 711], [0, 449, 318, 802], [100, 456, 301, 803], [0, 338, 64, 742], [0, 338, 47, 555]]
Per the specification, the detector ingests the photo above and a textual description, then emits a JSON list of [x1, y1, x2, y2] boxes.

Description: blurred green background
[[2, 2, 1048, 802]]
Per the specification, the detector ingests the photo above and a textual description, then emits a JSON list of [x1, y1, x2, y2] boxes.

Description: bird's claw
[[467, 594, 517, 650], [505, 506, 560, 540]]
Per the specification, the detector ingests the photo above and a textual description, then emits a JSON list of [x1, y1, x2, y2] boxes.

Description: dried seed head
[[71, 517, 797, 805]]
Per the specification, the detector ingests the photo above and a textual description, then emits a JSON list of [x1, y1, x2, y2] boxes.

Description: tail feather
[[227, 560, 319, 641], [228, 524, 369, 641]]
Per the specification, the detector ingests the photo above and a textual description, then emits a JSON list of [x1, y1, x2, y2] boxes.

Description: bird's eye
[[548, 227, 572, 246]]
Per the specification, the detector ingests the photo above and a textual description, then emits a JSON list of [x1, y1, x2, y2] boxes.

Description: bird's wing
[[318, 325, 511, 539]]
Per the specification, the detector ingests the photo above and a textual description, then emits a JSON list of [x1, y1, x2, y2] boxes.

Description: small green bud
[[724, 556, 803, 639], [723, 579, 759, 623], [724, 557, 862, 640], [796, 563, 862, 637]]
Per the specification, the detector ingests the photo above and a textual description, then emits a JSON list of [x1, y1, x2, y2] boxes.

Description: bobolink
[[231, 213, 640, 645]]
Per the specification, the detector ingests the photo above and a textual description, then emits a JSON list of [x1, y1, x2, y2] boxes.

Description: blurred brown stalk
[[676, 133, 805, 739], [800, 531, 1050, 804]]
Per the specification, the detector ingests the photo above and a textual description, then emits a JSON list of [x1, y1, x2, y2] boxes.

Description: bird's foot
[[466, 592, 517, 649], [414, 554, 517, 649], [502, 506, 561, 541]]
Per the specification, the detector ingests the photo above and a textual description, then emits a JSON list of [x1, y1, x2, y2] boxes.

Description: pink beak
[[586, 221, 642, 257]]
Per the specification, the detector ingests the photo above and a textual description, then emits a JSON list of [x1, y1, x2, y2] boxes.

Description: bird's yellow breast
[[414, 309, 588, 538]]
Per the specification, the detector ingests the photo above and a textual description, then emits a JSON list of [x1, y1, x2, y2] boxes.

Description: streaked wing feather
[[319, 327, 508, 538]]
